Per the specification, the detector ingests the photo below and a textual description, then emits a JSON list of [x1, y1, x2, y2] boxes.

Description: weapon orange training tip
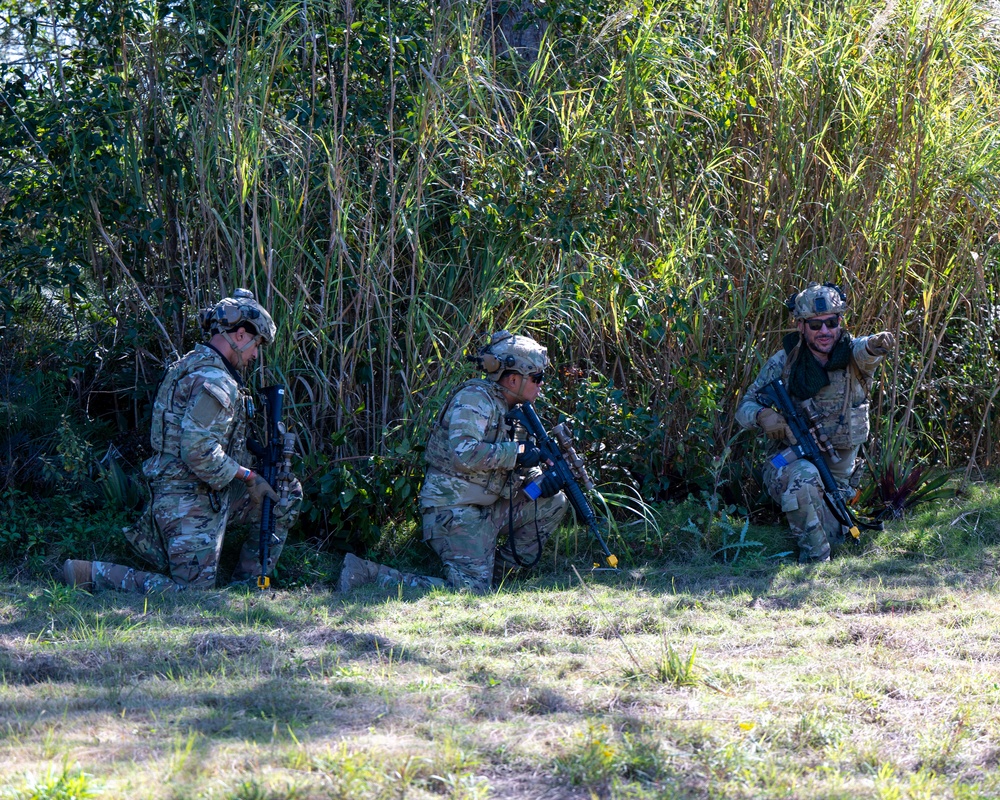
[[257, 576, 271, 589], [607, 554, 619, 568], [849, 526, 860, 540]]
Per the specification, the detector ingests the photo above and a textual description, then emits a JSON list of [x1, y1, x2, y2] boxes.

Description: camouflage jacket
[[142, 344, 250, 491], [736, 334, 884, 451], [419, 378, 524, 507]]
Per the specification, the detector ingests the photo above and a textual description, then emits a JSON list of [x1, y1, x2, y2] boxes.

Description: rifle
[[756, 378, 882, 539], [506, 403, 619, 570], [247, 385, 296, 589]]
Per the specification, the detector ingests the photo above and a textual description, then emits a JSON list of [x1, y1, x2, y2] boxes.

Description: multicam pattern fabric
[[92, 344, 301, 593], [421, 379, 521, 502], [147, 344, 248, 490], [342, 491, 567, 595], [737, 334, 884, 562], [199, 288, 277, 344], [761, 452, 853, 562], [479, 331, 549, 381], [423, 490, 567, 592], [789, 282, 849, 319], [93, 478, 302, 593]]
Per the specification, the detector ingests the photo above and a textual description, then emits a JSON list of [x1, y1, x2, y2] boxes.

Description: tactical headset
[[466, 331, 516, 374]]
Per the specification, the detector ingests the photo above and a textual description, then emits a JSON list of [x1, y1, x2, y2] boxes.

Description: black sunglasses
[[805, 315, 841, 332], [528, 372, 545, 385]]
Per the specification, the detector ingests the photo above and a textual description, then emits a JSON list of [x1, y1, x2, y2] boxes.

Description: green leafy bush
[[0, 489, 133, 572], [299, 439, 423, 554], [4, 0, 1000, 555]]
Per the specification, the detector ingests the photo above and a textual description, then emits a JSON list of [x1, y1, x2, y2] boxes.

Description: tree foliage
[[2, 0, 1000, 548]]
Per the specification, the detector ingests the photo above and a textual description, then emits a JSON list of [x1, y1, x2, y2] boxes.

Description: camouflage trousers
[[92, 477, 303, 594], [367, 491, 569, 594], [763, 449, 856, 563]]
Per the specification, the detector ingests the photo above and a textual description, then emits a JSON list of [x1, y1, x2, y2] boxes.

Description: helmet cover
[[478, 330, 548, 381], [199, 288, 277, 344], [787, 282, 848, 320]]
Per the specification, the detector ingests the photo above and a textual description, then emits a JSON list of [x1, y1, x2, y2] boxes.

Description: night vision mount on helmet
[[466, 330, 548, 381]]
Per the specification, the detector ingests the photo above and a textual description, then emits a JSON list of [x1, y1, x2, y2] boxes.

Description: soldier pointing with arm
[[339, 331, 569, 594], [61, 289, 303, 592], [735, 283, 894, 563]]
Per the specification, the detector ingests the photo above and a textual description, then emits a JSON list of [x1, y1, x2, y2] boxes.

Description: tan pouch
[[848, 405, 870, 446]]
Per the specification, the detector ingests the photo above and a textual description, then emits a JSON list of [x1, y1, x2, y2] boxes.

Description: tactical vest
[[783, 347, 870, 450], [424, 379, 514, 496], [149, 346, 247, 464]]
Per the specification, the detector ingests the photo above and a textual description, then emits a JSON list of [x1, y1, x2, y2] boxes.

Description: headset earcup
[[481, 354, 501, 373]]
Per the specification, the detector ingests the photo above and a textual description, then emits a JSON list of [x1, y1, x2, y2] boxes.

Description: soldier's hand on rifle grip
[[248, 474, 279, 506], [757, 408, 797, 445], [866, 331, 895, 356], [537, 468, 565, 498], [515, 442, 543, 469]]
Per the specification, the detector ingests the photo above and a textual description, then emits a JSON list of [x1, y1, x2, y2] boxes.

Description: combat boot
[[61, 559, 94, 589], [338, 553, 380, 593]]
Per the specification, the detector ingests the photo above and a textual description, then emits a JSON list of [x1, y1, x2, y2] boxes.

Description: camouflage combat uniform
[[736, 336, 884, 562], [357, 379, 567, 594], [92, 343, 302, 592]]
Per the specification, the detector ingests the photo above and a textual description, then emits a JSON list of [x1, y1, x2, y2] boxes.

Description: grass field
[[2, 493, 1000, 799]]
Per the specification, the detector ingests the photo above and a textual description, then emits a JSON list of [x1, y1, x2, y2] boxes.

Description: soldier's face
[[231, 328, 261, 369], [243, 339, 261, 365], [499, 372, 541, 406], [518, 373, 542, 404], [797, 315, 842, 356]]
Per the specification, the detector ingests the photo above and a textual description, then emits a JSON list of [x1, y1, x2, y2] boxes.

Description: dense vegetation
[[3, 0, 1000, 565]]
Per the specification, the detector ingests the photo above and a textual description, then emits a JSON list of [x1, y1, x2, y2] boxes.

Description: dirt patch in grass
[[1, 651, 75, 684], [191, 632, 266, 657]]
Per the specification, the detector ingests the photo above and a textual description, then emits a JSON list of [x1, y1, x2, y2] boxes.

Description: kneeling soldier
[[61, 290, 302, 592], [736, 283, 894, 562], [339, 331, 568, 594]]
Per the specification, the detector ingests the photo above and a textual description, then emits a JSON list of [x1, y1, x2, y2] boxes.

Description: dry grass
[[2, 507, 1000, 799]]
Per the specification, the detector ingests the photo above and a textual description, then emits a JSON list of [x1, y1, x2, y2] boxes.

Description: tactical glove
[[536, 469, 565, 498], [516, 442, 543, 469], [248, 474, 279, 506], [866, 331, 895, 356], [756, 408, 797, 444]]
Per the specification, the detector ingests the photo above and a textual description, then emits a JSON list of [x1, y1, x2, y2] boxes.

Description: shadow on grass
[[3, 511, 998, 761], [0, 578, 485, 752]]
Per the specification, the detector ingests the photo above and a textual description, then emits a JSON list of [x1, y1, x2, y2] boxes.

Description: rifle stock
[[506, 403, 619, 570]]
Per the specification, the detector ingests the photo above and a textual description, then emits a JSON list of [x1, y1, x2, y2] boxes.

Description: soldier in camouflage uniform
[[60, 289, 302, 593], [339, 331, 568, 594], [736, 283, 895, 563]]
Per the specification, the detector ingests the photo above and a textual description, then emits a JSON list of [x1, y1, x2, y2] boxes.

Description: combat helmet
[[471, 330, 548, 382], [199, 288, 277, 345], [786, 282, 848, 320]]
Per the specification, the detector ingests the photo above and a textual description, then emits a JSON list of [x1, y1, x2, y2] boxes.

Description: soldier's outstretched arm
[[852, 333, 893, 377]]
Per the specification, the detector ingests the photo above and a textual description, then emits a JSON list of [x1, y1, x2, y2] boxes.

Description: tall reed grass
[[4, 0, 1000, 533]]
